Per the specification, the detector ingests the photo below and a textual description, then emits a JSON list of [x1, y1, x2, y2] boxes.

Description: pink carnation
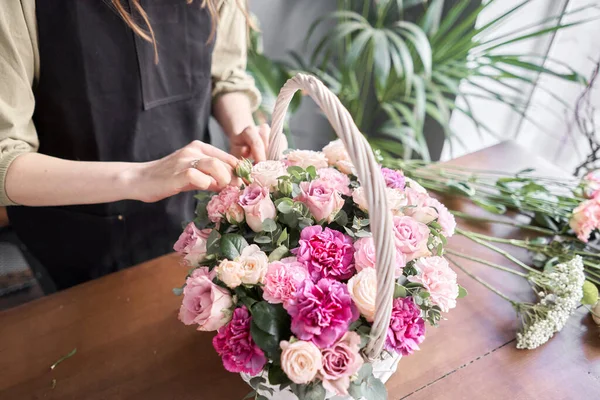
[[173, 223, 211, 266], [408, 256, 459, 312], [296, 180, 344, 223], [385, 297, 425, 356], [392, 216, 430, 261], [287, 278, 359, 348], [381, 167, 406, 190], [212, 306, 267, 375], [583, 170, 600, 199], [262, 257, 310, 306], [294, 226, 355, 281], [317, 168, 352, 195], [206, 185, 244, 224], [353, 237, 406, 276], [570, 198, 600, 243]]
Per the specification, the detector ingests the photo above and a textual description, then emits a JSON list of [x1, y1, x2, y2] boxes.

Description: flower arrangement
[[174, 141, 462, 400]]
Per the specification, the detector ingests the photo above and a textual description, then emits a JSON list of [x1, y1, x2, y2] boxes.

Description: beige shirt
[[0, 1, 260, 206]]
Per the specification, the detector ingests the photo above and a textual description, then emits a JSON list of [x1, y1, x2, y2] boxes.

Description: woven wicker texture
[[267, 73, 397, 358]]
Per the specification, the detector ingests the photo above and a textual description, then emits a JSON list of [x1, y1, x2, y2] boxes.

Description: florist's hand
[[129, 140, 242, 203], [229, 124, 270, 162]]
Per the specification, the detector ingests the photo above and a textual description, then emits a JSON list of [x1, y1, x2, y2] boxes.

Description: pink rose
[[239, 183, 277, 232], [353, 237, 406, 276], [404, 188, 438, 224], [207, 186, 244, 224], [385, 297, 425, 356], [317, 168, 351, 196], [263, 257, 310, 306], [285, 150, 329, 169], [173, 223, 211, 266], [287, 278, 359, 348], [294, 226, 355, 281], [392, 216, 430, 261], [427, 197, 456, 237], [318, 332, 364, 395], [213, 306, 267, 375], [251, 160, 288, 190], [408, 256, 459, 312], [583, 170, 600, 198], [322, 139, 355, 174], [570, 198, 600, 242], [296, 180, 344, 223], [178, 267, 233, 331]]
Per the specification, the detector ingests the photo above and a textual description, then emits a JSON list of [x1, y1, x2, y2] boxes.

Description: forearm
[[212, 92, 255, 139], [5, 153, 139, 206]]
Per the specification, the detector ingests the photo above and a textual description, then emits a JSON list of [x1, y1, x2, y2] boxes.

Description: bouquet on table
[[173, 141, 462, 399]]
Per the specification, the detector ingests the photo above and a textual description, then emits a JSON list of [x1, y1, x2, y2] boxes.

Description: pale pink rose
[[178, 267, 233, 331], [405, 177, 427, 193], [427, 198, 456, 237], [239, 183, 277, 232], [280, 340, 322, 384], [296, 180, 344, 223], [173, 223, 211, 266], [322, 139, 355, 175], [318, 332, 364, 396], [285, 150, 328, 169], [317, 168, 351, 195], [570, 198, 600, 242], [347, 268, 377, 322], [353, 237, 406, 276], [251, 160, 288, 190], [392, 216, 430, 261], [404, 188, 438, 224], [263, 257, 310, 306], [207, 186, 244, 224], [215, 245, 269, 288], [408, 256, 459, 312], [353, 187, 407, 216]]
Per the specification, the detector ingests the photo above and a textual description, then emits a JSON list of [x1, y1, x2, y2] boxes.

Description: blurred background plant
[[247, 0, 597, 162]]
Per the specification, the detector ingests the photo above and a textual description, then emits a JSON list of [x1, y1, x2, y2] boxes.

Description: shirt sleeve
[[0, 1, 39, 206], [211, 0, 261, 111]]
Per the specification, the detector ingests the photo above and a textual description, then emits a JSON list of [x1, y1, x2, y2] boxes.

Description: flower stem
[[456, 228, 538, 273], [446, 249, 529, 277], [451, 210, 558, 236], [446, 255, 517, 305]]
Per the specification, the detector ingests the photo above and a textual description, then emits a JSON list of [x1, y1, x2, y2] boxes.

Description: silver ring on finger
[[191, 159, 202, 169]]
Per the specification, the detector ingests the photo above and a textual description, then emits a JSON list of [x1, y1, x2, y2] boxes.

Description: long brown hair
[[111, 0, 253, 63]]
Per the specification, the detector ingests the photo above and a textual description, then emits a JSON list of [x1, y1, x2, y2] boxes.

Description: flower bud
[[582, 280, 599, 305], [235, 159, 253, 182], [278, 179, 293, 197]]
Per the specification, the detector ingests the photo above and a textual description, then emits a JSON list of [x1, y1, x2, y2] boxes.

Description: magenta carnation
[[212, 306, 266, 375], [381, 167, 406, 190], [287, 278, 359, 348], [294, 226, 355, 281], [385, 297, 425, 356]]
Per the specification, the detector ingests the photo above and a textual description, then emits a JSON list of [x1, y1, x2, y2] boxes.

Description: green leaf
[[458, 285, 468, 299], [276, 198, 294, 214], [291, 382, 327, 400], [269, 245, 289, 262], [252, 302, 291, 336], [306, 166, 317, 180], [250, 321, 280, 359], [419, 291, 431, 299], [356, 363, 373, 382], [472, 198, 507, 215], [348, 382, 364, 400], [262, 218, 278, 233], [447, 181, 476, 197], [362, 376, 388, 400], [394, 284, 407, 298], [206, 230, 221, 255], [334, 210, 349, 227], [220, 233, 248, 260], [242, 390, 257, 400], [172, 287, 183, 296], [268, 364, 292, 386], [276, 229, 288, 246], [254, 236, 272, 244], [248, 376, 265, 390], [256, 395, 269, 400]]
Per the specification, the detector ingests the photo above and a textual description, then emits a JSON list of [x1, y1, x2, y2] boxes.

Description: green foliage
[[250, 302, 292, 360], [220, 234, 249, 260]]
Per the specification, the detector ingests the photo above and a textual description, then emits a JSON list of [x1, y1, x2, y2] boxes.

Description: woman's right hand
[[127, 140, 242, 203]]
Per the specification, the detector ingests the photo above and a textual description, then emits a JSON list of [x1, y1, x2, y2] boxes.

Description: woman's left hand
[[229, 124, 270, 162]]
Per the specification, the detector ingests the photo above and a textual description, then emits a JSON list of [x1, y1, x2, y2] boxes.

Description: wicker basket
[[240, 73, 401, 399]]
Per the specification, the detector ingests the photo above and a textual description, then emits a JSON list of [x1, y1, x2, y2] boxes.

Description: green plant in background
[[293, 0, 595, 161]]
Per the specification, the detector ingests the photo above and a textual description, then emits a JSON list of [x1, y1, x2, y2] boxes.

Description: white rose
[[280, 340, 322, 384], [285, 150, 328, 169], [215, 259, 245, 288], [352, 187, 406, 216], [352, 187, 368, 212], [323, 139, 355, 174], [347, 268, 377, 322], [237, 244, 269, 285], [251, 160, 288, 190]]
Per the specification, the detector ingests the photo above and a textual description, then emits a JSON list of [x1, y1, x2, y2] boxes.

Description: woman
[[0, 1, 268, 289]]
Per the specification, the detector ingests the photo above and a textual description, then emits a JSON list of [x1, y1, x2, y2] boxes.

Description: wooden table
[[1, 141, 599, 400]]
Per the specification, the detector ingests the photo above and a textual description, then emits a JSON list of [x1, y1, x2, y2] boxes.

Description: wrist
[[116, 162, 147, 201]]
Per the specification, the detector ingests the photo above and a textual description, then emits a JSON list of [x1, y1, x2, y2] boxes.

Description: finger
[[240, 126, 266, 162], [193, 158, 234, 189], [177, 168, 215, 192], [189, 140, 238, 169], [258, 124, 270, 150]]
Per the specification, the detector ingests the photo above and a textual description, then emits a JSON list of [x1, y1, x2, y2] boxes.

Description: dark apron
[[8, 0, 214, 290]]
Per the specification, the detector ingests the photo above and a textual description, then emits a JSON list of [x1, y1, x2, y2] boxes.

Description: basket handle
[[267, 73, 396, 359]]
